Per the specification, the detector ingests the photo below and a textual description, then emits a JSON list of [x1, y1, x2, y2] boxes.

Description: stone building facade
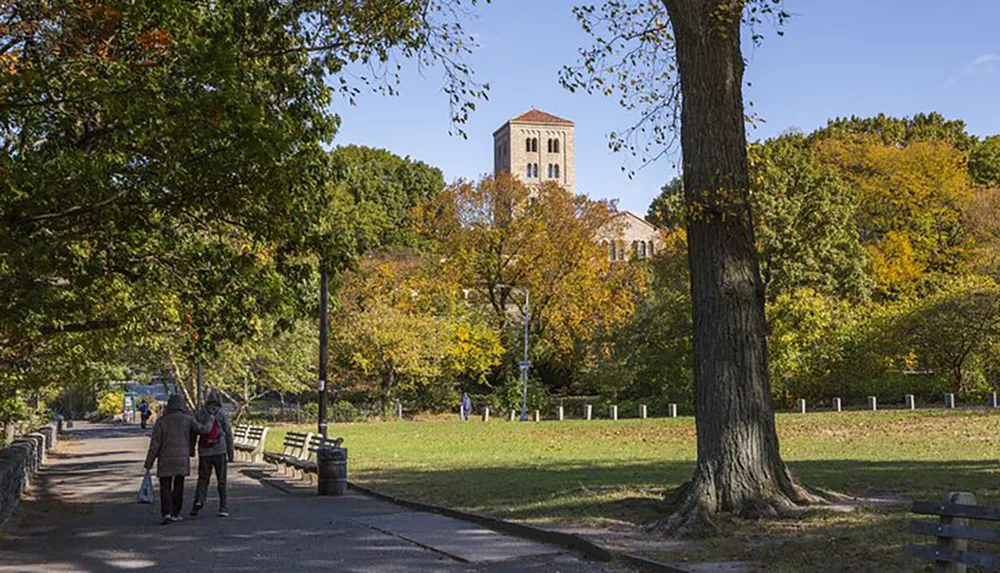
[[493, 108, 661, 261], [493, 109, 576, 194]]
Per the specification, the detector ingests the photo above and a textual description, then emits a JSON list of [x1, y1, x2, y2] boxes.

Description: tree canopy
[[0, 0, 487, 405]]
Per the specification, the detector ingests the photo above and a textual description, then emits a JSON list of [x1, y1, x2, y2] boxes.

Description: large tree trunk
[[659, 0, 818, 535]]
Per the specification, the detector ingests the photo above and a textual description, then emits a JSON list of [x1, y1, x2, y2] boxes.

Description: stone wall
[[0, 423, 56, 524]]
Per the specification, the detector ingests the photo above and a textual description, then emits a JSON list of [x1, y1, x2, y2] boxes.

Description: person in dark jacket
[[190, 389, 234, 518], [144, 394, 212, 525], [138, 399, 151, 429]]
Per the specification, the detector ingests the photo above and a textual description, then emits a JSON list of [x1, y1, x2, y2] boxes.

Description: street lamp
[[496, 284, 530, 422], [318, 268, 329, 439]]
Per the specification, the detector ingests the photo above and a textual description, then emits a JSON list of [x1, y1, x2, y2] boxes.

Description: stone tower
[[493, 109, 575, 194]]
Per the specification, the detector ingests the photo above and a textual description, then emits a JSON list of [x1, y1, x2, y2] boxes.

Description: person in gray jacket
[[144, 394, 213, 525], [190, 389, 234, 518]]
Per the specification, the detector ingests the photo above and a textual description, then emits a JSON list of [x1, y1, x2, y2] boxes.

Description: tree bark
[[658, 0, 818, 535]]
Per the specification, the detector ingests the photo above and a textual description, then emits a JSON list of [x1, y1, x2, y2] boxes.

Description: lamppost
[[318, 268, 329, 439], [496, 284, 530, 421]]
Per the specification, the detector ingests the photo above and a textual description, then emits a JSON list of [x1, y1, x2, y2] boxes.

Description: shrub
[[331, 400, 361, 423], [96, 391, 124, 420], [301, 402, 319, 422]]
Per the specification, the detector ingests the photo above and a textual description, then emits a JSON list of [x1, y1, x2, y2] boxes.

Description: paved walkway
[[0, 423, 630, 572]]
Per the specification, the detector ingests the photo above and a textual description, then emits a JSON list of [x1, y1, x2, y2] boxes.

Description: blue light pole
[[496, 284, 530, 421]]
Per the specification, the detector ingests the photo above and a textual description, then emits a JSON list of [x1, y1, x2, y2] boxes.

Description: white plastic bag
[[138, 470, 154, 504]]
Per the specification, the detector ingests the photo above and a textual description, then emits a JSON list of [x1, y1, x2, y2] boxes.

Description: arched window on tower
[[532, 163, 538, 178], [532, 138, 538, 152], [526, 164, 532, 178], [609, 241, 617, 261], [638, 241, 646, 259], [553, 164, 560, 178], [525, 138, 531, 153], [546, 139, 552, 153]]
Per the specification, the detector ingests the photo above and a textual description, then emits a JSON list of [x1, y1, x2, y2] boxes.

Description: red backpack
[[200, 419, 221, 448]]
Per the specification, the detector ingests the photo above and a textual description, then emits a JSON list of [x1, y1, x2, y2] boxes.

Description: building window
[[526, 164, 532, 178], [553, 139, 560, 153], [532, 163, 538, 178], [532, 138, 538, 152], [546, 164, 552, 178], [553, 164, 560, 178], [638, 241, 646, 259], [525, 138, 531, 153], [648, 241, 654, 257], [609, 241, 616, 261]]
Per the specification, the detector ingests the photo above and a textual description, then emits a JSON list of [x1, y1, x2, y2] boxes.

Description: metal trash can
[[317, 446, 347, 496]]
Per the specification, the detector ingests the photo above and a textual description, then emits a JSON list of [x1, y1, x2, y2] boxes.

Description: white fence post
[[989, 392, 998, 408], [868, 396, 877, 411], [639, 405, 647, 419], [945, 393, 956, 409], [610, 405, 618, 421], [833, 397, 842, 412], [796, 399, 806, 414], [585, 404, 593, 421], [482, 407, 490, 422], [668, 403, 678, 418], [557, 405, 564, 421], [905, 394, 915, 410], [534, 410, 541, 422]]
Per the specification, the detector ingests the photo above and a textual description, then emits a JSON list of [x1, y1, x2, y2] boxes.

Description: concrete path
[[0, 423, 630, 572]]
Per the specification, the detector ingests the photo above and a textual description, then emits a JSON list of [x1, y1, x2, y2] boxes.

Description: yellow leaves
[[815, 134, 975, 294], [0, 52, 19, 76], [865, 232, 923, 295]]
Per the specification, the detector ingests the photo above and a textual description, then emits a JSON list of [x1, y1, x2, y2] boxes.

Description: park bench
[[233, 424, 248, 447], [909, 491, 1000, 571], [263, 431, 311, 475], [292, 435, 345, 482], [233, 424, 268, 463]]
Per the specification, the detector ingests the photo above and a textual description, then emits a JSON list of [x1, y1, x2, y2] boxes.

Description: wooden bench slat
[[909, 544, 1000, 568], [911, 521, 1000, 544], [912, 500, 1000, 521]]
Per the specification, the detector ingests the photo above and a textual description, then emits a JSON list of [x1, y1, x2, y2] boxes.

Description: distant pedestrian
[[460, 392, 472, 421], [190, 389, 234, 518], [137, 399, 151, 430], [143, 395, 212, 525]]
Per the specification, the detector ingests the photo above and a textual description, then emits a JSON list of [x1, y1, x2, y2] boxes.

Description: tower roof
[[495, 109, 574, 135], [509, 108, 574, 126]]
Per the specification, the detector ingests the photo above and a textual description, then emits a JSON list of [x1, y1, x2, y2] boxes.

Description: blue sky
[[331, 1, 1000, 215]]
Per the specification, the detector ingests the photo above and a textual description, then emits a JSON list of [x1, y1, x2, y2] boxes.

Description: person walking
[[137, 399, 151, 430], [460, 392, 472, 421], [190, 389, 234, 518], [143, 394, 212, 525]]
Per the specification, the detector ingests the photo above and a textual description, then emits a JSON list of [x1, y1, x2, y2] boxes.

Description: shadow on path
[[0, 423, 625, 573]]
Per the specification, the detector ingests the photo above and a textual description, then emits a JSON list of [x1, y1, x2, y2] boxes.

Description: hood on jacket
[[165, 394, 186, 413], [205, 389, 223, 413]]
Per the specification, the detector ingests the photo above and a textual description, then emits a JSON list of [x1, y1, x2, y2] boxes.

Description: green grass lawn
[[264, 409, 1000, 571]]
